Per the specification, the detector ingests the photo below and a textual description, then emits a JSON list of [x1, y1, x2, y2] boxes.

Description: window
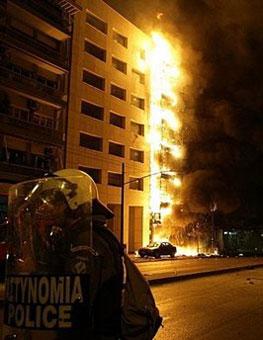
[[131, 121, 144, 136], [83, 70, 105, 90], [131, 95, 145, 110], [110, 112, 125, 129], [84, 40, 106, 62], [129, 177, 144, 191], [86, 12, 107, 34], [108, 172, 122, 187], [79, 166, 102, 184], [109, 142, 125, 157], [132, 69, 145, 84], [111, 84, 126, 101], [130, 148, 144, 163], [80, 133, 103, 151], [112, 57, 127, 74], [81, 100, 104, 120], [113, 31, 128, 48]]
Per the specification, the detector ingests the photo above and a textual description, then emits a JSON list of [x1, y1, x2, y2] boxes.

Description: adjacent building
[[67, 0, 151, 251], [0, 0, 81, 222]]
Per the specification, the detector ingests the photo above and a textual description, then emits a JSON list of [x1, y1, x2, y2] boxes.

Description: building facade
[[0, 0, 81, 222], [67, 0, 151, 252]]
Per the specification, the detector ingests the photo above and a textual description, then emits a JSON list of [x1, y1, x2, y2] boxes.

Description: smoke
[[104, 0, 263, 227]]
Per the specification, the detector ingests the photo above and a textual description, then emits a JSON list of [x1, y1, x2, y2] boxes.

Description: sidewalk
[[144, 261, 263, 284]]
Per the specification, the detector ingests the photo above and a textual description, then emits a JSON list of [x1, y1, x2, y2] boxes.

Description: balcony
[[0, 16, 69, 72], [0, 147, 52, 181], [0, 60, 66, 108], [11, 0, 72, 35], [54, 0, 82, 16], [0, 105, 64, 146]]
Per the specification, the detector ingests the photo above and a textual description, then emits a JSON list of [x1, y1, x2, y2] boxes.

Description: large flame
[[148, 32, 183, 233]]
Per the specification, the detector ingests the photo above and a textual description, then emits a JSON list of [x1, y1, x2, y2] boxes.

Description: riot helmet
[[7, 169, 114, 272], [54, 169, 114, 220]]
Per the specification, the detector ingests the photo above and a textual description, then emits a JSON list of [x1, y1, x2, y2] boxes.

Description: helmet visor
[[7, 175, 93, 274]]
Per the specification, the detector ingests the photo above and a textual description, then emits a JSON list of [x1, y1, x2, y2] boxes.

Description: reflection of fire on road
[[148, 31, 187, 249]]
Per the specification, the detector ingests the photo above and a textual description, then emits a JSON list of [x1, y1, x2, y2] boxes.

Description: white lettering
[[71, 276, 83, 303], [65, 276, 70, 304], [35, 305, 42, 328], [7, 303, 15, 324], [28, 277, 37, 303], [38, 277, 49, 304], [42, 305, 57, 329], [5, 275, 87, 329], [58, 305, 72, 328], [25, 305, 34, 327], [50, 277, 64, 304], [15, 304, 24, 327], [14, 277, 20, 303], [20, 277, 28, 303]]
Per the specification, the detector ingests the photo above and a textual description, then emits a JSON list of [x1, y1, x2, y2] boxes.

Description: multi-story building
[[67, 0, 151, 252], [0, 0, 81, 222]]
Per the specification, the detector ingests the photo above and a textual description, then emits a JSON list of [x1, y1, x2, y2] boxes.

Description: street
[[152, 268, 263, 340], [0, 260, 263, 339]]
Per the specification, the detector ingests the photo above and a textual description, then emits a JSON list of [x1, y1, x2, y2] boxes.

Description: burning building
[[66, 0, 191, 253]]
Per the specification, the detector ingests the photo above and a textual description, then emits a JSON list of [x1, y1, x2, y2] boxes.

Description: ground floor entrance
[[128, 206, 143, 253]]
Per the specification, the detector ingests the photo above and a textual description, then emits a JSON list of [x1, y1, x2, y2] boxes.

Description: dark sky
[[104, 0, 263, 225]]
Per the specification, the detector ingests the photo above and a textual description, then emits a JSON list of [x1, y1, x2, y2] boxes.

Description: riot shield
[[2, 174, 99, 340]]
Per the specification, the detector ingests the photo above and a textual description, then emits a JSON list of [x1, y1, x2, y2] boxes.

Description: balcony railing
[[12, 0, 71, 34], [0, 147, 58, 179], [0, 148, 50, 171], [0, 16, 69, 71], [0, 59, 66, 107], [0, 105, 64, 145], [55, 0, 82, 15]]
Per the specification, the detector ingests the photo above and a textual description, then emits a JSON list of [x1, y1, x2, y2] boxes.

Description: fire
[[148, 31, 183, 235], [176, 246, 198, 257]]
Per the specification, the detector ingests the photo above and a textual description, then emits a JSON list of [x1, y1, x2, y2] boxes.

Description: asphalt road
[[135, 256, 263, 281], [152, 268, 263, 340]]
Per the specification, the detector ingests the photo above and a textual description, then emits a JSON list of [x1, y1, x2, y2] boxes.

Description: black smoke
[[104, 0, 263, 227]]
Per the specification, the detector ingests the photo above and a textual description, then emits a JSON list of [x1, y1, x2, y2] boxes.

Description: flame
[[148, 32, 183, 227], [157, 12, 164, 20], [176, 246, 198, 257], [172, 177, 182, 187]]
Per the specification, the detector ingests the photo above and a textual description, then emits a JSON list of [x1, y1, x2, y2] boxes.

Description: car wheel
[[154, 252, 160, 259], [170, 252, 176, 258], [140, 253, 146, 258]]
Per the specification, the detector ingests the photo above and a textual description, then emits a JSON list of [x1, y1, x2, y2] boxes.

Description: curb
[[147, 263, 263, 285]]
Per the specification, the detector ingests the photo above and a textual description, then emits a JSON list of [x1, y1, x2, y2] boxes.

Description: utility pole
[[120, 162, 125, 247]]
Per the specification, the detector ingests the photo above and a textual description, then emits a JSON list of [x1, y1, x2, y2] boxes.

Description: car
[[138, 241, 177, 259]]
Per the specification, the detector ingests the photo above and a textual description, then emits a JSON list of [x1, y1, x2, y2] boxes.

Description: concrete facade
[[0, 0, 81, 222], [67, 0, 151, 251]]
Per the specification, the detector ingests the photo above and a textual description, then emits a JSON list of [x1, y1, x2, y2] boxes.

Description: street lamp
[[210, 201, 217, 253], [120, 164, 179, 247]]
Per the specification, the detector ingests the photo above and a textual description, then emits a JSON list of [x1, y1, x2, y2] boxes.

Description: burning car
[[138, 241, 177, 258]]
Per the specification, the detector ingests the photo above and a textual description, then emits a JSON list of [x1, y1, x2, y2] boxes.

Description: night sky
[[105, 0, 263, 228]]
